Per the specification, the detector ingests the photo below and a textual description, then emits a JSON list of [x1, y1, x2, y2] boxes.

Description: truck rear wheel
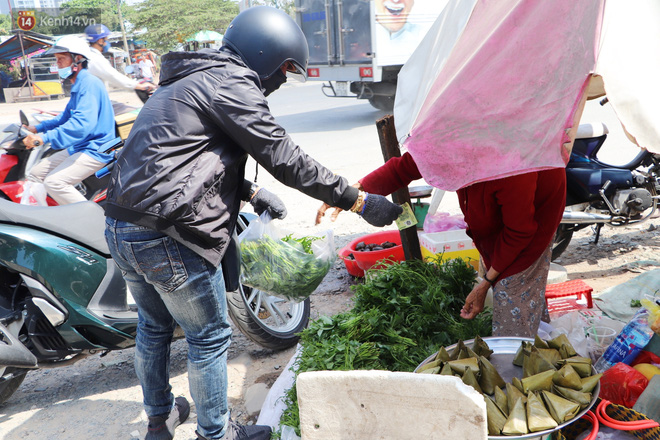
[[368, 95, 395, 112]]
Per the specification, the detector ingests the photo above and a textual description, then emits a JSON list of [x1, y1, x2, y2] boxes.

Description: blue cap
[[85, 24, 111, 43]]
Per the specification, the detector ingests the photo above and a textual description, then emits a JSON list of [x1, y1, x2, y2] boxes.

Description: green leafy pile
[[276, 257, 493, 436], [240, 234, 333, 302]]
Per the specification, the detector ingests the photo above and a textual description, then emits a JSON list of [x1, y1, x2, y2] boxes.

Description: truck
[[294, 0, 446, 111]]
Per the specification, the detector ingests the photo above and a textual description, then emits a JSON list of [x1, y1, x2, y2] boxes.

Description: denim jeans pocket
[[128, 236, 189, 293]]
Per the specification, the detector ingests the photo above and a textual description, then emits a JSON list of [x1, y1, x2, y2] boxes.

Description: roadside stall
[[249, 0, 660, 438], [184, 30, 223, 51], [0, 30, 60, 103]]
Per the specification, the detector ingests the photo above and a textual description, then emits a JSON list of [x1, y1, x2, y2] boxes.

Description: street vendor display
[[416, 336, 602, 438], [277, 258, 492, 436]]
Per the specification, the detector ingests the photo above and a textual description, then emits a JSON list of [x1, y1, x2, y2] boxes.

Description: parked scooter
[[552, 104, 660, 260], [0, 199, 310, 404]]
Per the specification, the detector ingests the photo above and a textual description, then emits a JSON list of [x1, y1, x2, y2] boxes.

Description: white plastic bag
[[280, 426, 301, 440], [238, 212, 336, 302], [20, 182, 48, 206]]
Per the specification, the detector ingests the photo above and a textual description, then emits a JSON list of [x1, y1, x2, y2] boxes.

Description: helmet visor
[[283, 60, 307, 83], [44, 45, 71, 57]]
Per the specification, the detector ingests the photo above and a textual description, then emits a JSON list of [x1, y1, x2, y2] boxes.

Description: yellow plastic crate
[[419, 230, 480, 270], [115, 109, 140, 140], [33, 81, 63, 96]]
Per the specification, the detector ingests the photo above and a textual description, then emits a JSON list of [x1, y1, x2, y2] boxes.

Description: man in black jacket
[[104, 6, 401, 440]]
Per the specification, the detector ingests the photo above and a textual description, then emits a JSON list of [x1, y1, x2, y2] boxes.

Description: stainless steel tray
[[415, 337, 600, 440]]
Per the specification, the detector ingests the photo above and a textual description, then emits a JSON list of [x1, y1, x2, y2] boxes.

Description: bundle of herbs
[[276, 257, 492, 437], [240, 232, 335, 302]]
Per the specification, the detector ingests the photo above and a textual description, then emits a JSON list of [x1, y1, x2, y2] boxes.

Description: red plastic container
[[347, 230, 404, 271], [339, 246, 365, 278]]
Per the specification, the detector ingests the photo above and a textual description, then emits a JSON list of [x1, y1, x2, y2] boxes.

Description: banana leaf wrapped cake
[[416, 335, 602, 436]]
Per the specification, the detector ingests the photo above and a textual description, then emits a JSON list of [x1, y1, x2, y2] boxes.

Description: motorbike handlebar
[[96, 162, 114, 179], [95, 140, 124, 179]]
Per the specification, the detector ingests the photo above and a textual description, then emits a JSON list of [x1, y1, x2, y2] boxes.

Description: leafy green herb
[[282, 233, 322, 254], [631, 299, 642, 308], [275, 257, 492, 437], [240, 234, 333, 302]]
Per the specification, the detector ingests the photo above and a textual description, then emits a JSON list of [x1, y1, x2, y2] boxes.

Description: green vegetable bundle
[[239, 214, 335, 302]]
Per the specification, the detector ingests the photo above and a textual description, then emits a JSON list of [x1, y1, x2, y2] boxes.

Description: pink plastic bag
[[423, 211, 467, 233]]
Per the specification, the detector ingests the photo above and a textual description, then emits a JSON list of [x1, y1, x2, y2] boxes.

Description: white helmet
[[46, 35, 92, 60]]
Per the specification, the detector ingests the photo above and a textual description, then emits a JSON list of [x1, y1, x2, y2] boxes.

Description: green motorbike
[[0, 199, 310, 404]]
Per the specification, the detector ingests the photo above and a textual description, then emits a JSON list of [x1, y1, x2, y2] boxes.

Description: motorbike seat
[[576, 122, 608, 139], [0, 199, 109, 256]]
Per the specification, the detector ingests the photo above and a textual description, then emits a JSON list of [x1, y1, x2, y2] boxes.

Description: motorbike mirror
[[3, 123, 18, 133], [16, 125, 32, 146], [19, 110, 29, 127]]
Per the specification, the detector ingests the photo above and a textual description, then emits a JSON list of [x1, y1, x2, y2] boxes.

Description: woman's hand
[[315, 202, 342, 225], [315, 182, 362, 225], [460, 281, 490, 320], [461, 268, 499, 319]]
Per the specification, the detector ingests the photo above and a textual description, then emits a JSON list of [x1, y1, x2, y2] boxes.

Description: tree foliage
[[248, 0, 295, 15], [126, 0, 239, 53], [0, 14, 11, 35]]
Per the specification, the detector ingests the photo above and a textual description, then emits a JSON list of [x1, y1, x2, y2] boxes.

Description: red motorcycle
[[0, 110, 124, 206]]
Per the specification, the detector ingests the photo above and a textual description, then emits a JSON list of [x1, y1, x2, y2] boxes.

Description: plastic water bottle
[[594, 307, 655, 373]]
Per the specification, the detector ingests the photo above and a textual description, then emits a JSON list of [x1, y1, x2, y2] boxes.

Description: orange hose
[[595, 400, 660, 430], [580, 410, 599, 440]]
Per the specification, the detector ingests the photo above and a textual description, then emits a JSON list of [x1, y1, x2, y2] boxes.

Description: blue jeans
[[105, 218, 232, 439]]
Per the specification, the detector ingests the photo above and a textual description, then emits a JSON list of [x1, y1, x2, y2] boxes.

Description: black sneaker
[[145, 396, 191, 440], [195, 420, 272, 440]]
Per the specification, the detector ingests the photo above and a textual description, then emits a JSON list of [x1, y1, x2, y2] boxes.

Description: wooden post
[[376, 115, 423, 260]]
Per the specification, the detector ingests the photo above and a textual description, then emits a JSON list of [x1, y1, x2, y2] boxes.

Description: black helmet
[[223, 6, 308, 81]]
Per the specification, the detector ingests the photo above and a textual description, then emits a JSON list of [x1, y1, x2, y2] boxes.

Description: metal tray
[[415, 337, 600, 440]]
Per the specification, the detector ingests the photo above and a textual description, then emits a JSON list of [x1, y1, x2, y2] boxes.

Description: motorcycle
[[552, 104, 660, 260], [0, 199, 310, 404], [0, 105, 138, 206], [0, 110, 57, 204]]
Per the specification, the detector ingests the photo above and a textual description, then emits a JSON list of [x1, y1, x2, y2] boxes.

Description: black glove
[[250, 188, 288, 220], [359, 193, 403, 227]]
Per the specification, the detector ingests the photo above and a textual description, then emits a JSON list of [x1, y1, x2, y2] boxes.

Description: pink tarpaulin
[[394, 0, 605, 191]]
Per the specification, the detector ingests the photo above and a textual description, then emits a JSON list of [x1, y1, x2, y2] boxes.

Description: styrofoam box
[[419, 229, 480, 269]]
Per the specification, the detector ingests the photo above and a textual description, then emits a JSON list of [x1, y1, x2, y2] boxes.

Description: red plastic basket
[[338, 246, 365, 278], [347, 230, 405, 271]]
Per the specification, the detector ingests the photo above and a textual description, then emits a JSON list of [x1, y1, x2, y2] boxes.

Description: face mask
[[103, 42, 110, 53], [58, 66, 72, 79], [260, 69, 287, 97]]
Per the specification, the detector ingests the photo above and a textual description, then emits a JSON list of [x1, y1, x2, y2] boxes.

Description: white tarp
[[393, 0, 659, 190], [593, 0, 660, 153]]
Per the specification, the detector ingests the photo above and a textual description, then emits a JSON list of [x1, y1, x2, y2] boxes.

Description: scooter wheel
[[551, 225, 574, 261], [0, 367, 28, 405], [227, 285, 310, 351]]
